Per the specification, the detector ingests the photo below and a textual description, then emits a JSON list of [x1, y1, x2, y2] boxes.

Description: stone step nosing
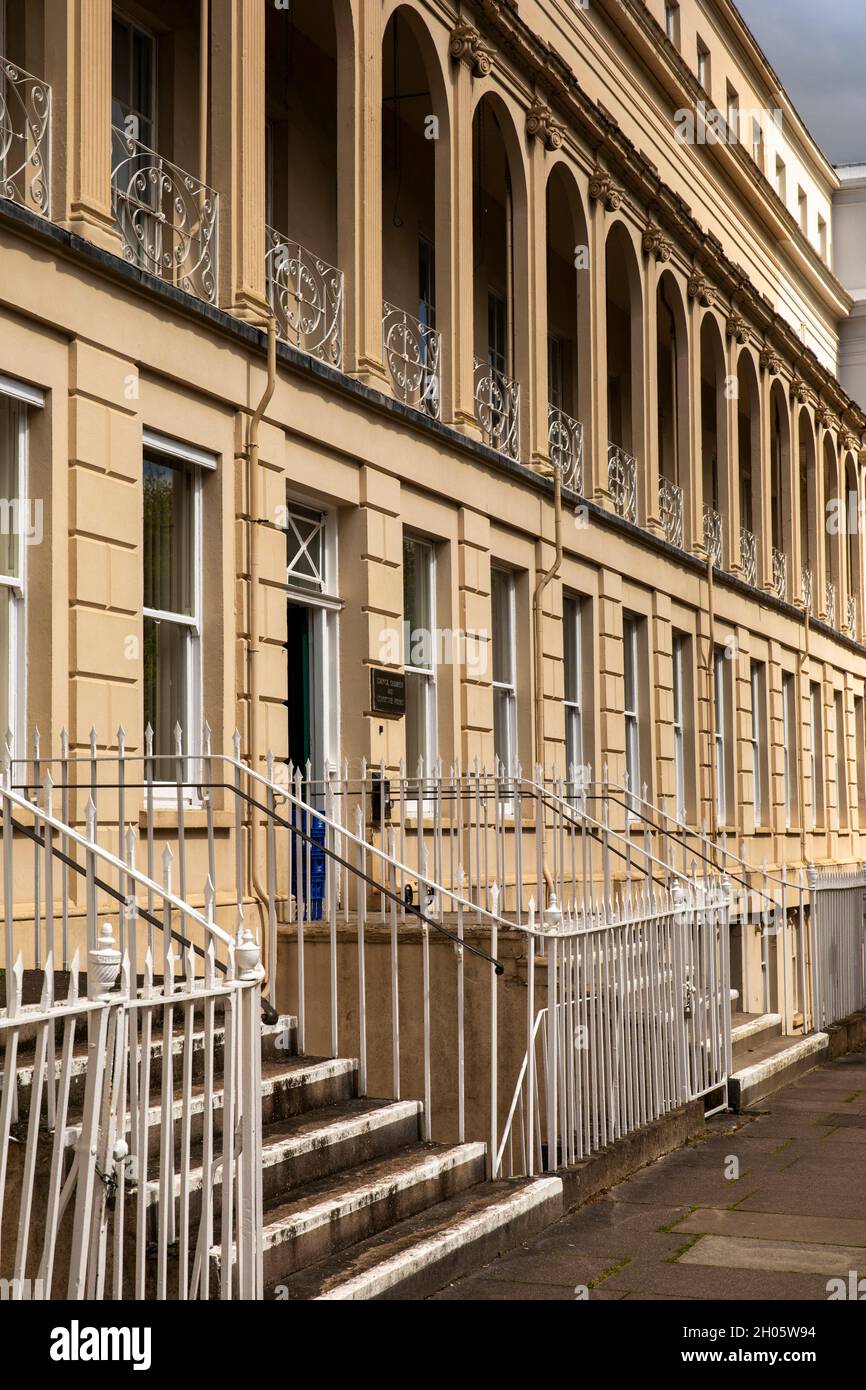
[[312, 1177, 563, 1301]]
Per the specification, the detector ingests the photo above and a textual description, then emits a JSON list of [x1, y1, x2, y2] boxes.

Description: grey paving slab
[[600, 1258, 834, 1301], [679, 1234, 866, 1276], [672, 1207, 866, 1246]]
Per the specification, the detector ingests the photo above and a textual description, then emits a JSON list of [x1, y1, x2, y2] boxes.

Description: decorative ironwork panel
[[607, 444, 637, 523], [0, 56, 51, 215], [547, 406, 583, 493], [265, 226, 343, 367], [658, 476, 684, 548], [474, 358, 520, 461], [771, 547, 788, 602], [848, 593, 857, 636], [740, 527, 757, 586], [382, 302, 440, 417], [703, 505, 723, 568], [801, 567, 813, 615], [825, 579, 836, 627], [111, 128, 219, 304]]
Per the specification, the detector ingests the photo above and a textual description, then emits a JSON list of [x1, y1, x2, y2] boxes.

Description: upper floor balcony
[[111, 128, 218, 305], [0, 54, 50, 216], [382, 301, 440, 419], [608, 444, 638, 525], [265, 227, 344, 369], [475, 359, 520, 462], [548, 406, 583, 494]]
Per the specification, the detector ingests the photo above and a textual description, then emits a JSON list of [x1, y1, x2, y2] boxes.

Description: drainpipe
[[534, 462, 563, 902], [199, 0, 209, 189], [798, 596, 810, 865], [706, 546, 719, 840], [244, 317, 277, 957]]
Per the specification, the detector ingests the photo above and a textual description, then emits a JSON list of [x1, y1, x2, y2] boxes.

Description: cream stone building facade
[[1, 0, 866, 931]]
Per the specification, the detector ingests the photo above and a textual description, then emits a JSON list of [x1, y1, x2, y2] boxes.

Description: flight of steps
[[728, 1011, 829, 1110], [4, 1003, 563, 1299]]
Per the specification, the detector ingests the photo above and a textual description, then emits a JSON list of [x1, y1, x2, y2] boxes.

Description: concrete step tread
[[730, 1030, 826, 1077], [134, 1096, 420, 1212], [731, 1012, 782, 1045], [270, 1176, 563, 1301], [258, 1096, 422, 1157], [256, 1141, 488, 1247]]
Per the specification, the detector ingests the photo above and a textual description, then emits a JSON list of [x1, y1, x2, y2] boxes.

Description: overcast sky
[[735, 0, 866, 165]]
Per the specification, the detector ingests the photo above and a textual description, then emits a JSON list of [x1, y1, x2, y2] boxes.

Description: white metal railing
[[848, 594, 858, 637], [808, 863, 866, 1031], [703, 505, 723, 568], [474, 358, 520, 460], [772, 547, 788, 602], [111, 128, 218, 304], [825, 579, 836, 627], [496, 880, 731, 1177], [548, 406, 584, 494], [265, 226, 344, 368], [0, 777, 262, 1300], [0, 55, 51, 215], [382, 302, 440, 418], [740, 526, 757, 586], [659, 475, 684, 548], [608, 444, 637, 523], [802, 566, 813, 614]]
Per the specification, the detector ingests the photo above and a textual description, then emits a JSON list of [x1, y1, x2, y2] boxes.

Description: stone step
[[269, 1176, 563, 1300], [8, 1014, 297, 1127], [210, 1140, 488, 1290], [731, 1012, 783, 1068], [729, 1031, 830, 1111], [67, 1054, 355, 1162]]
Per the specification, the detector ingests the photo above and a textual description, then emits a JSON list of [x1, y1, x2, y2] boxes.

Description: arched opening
[[823, 435, 840, 624], [736, 351, 761, 584], [264, 1, 343, 363], [472, 94, 524, 460], [656, 272, 689, 546], [381, 7, 445, 417], [605, 222, 643, 521], [799, 408, 817, 610], [700, 315, 727, 562], [769, 382, 791, 600], [546, 163, 589, 491]]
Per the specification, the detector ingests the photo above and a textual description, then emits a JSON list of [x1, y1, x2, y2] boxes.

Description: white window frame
[[696, 39, 710, 90], [664, 1, 679, 46], [713, 648, 727, 825], [810, 681, 824, 830], [750, 661, 764, 827], [0, 393, 28, 760], [282, 494, 341, 783], [855, 695, 866, 819], [623, 614, 641, 814], [563, 593, 584, 790], [142, 439, 204, 794], [403, 534, 437, 782], [672, 633, 686, 825], [491, 567, 517, 778]]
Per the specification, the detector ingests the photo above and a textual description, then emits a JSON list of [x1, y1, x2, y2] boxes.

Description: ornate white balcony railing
[[825, 579, 836, 627], [265, 226, 343, 367], [0, 55, 51, 215], [382, 301, 440, 418], [111, 128, 218, 303], [771, 547, 788, 602], [801, 567, 813, 615], [607, 443, 637, 523], [548, 405, 584, 493], [847, 594, 857, 637], [658, 475, 684, 548], [703, 504, 723, 568], [740, 527, 757, 586], [474, 358, 520, 460]]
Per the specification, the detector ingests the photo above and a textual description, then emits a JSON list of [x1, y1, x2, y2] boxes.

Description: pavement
[[432, 1048, 866, 1301]]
